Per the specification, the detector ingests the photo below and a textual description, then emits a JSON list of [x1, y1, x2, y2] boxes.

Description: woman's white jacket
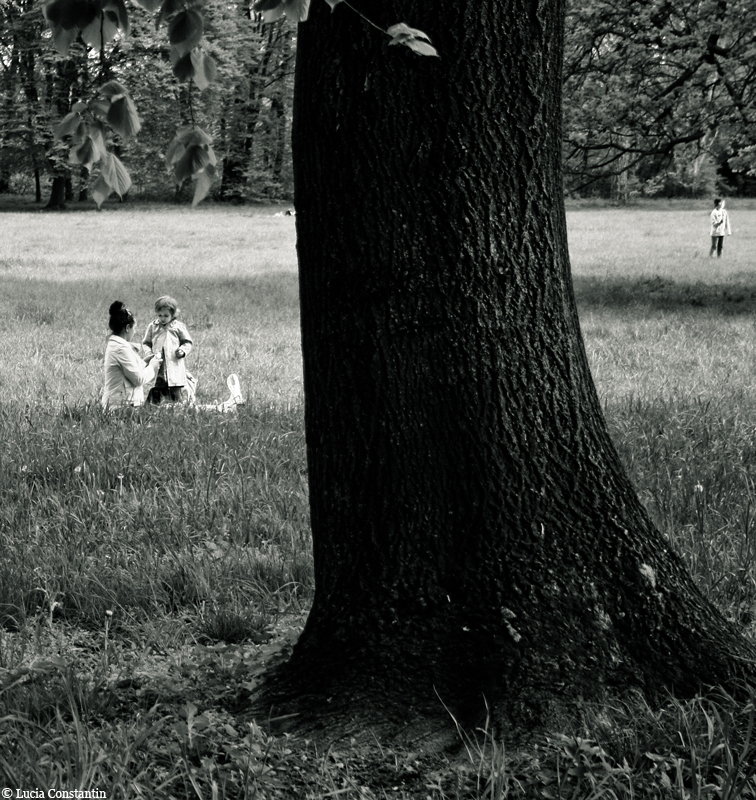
[[102, 335, 161, 409]]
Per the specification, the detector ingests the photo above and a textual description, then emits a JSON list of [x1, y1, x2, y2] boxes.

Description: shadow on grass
[[574, 275, 756, 315]]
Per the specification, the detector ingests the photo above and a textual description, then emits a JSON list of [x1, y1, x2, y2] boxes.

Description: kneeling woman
[[102, 301, 162, 409]]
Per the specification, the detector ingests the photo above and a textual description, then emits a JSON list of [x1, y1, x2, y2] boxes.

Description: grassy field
[[0, 204, 302, 408], [2, 199, 756, 796]]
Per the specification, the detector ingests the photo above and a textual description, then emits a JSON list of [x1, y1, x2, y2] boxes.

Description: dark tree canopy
[[563, 0, 756, 195]]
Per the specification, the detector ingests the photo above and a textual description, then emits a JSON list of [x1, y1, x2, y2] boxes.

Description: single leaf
[[190, 50, 217, 90], [156, 0, 184, 29], [81, 11, 119, 49], [283, 0, 309, 22], [49, 23, 78, 55], [104, 0, 129, 35], [252, 0, 284, 22], [99, 152, 132, 197], [172, 50, 194, 82], [202, 52, 218, 84], [107, 95, 141, 138], [165, 136, 185, 167], [70, 136, 97, 170], [168, 9, 203, 55], [110, 153, 132, 196], [387, 23, 438, 57], [98, 151, 116, 186], [192, 162, 216, 207], [90, 122, 108, 158], [55, 111, 83, 140], [99, 80, 128, 99], [92, 173, 111, 208], [405, 39, 438, 57], [71, 101, 88, 114], [387, 23, 431, 41], [261, 6, 284, 22]]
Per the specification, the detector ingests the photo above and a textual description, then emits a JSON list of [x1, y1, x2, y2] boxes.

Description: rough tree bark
[[259, 0, 756, 737]]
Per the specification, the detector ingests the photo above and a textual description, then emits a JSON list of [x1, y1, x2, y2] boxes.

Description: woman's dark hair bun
[[108, 300, 135, 334]]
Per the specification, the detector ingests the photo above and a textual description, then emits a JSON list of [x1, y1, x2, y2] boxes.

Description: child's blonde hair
[[155, 295, 180, 317]]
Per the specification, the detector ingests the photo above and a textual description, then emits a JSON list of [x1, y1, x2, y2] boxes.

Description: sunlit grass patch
[[0, 205, 302, 408]]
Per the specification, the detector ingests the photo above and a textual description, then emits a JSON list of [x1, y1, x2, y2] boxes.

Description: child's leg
[[168, 386, 185, 403]]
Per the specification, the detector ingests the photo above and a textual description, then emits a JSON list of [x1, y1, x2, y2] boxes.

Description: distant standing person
[[142, 295, 195, 404], [102, 302, 162, 409], [709, 197, 731, 258]]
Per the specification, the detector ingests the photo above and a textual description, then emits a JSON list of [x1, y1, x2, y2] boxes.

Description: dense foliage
[[2, 0, 756, 204], [0, 0, 295, 204], [563, 0, 756, 198]]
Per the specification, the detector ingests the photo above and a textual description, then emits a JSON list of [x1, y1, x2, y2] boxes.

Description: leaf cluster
[[253, 0, 438, 57], [165, 124, 217, 205], [43, 0, 221, 205], [54, 80, 139, 206], [43, 0, 130, 54]]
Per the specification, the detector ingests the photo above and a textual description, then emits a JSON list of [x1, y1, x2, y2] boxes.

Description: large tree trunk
[[259, 0, 756, 737]]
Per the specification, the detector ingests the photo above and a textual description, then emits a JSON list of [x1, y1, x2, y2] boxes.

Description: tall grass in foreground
[[3, 202, 756, 796], [0, 403, 310, 633]]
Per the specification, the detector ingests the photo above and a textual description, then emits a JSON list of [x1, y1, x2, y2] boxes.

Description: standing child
[[142, 295, 195, 404], [709, 197, 732, 258]]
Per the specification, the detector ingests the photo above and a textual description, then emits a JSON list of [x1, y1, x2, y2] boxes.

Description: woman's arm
[[117, 341, 161, 387], [142, 321, 155, 349]]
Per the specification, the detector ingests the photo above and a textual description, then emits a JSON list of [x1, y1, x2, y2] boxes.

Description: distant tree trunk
[[258, 0, 756, 738], [43, 54, 79, 209], [220, 16, 294, 201], [78, 170, 89, 202], [45, 175, 68, 209], [270, 94, 286, 182], [219, 9, 266, 203], [34, 168, 41, 203]]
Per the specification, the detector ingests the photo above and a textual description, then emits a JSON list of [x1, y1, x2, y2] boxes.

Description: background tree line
[[1, 0, 755, 205]]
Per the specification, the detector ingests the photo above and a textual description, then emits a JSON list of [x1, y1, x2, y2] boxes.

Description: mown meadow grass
[[2, 199, 756, 796]]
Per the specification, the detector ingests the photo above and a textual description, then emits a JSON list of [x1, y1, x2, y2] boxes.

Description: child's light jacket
[[710, 208, 731, 236], [142, 319, 193, 387]]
